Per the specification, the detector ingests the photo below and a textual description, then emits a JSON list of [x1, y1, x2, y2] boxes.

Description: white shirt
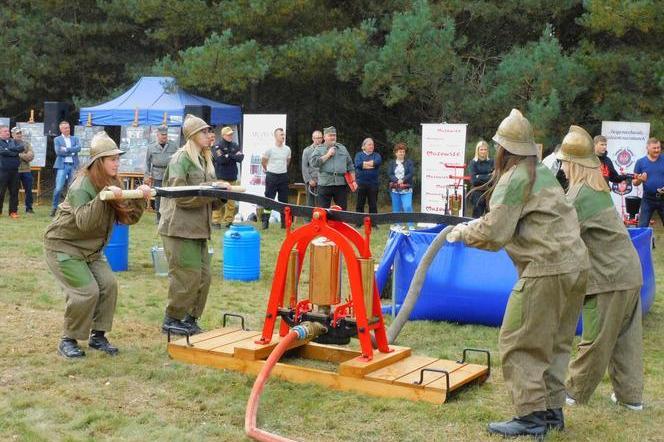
[[63, 136, 73, 163], [262, 144, 291, 174]]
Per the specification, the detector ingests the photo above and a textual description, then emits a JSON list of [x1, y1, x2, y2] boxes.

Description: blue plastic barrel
[[377, 225, 656, 329], [223, 224, 260, 281], [103, 223, 129, 272]]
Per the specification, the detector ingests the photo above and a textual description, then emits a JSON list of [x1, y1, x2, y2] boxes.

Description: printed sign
[[16, 122, 47, 167], [601, 121, 650, 212], [420, 123, 467, 215]]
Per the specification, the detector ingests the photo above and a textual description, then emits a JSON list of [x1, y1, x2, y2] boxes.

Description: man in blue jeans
[[51, 121, 81, 216], [633, 137, 664, 227]]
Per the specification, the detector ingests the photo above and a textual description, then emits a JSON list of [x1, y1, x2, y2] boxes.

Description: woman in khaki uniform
[[44, 132, 150, 358], [556, 126, 644, 411], [447, 109, 589, 438], [159, 114, 220, 335]]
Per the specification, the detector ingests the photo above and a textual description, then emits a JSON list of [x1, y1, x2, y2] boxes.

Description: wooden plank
[[365, 355, 439, 384], [193, 330, 261, 351], [169, 327, 241, 347], [338, 345, 411, 377], [167, 345, 448, 404], [427, 363, 489, 392], [294, 342, 360, 363], [393, 359, 466, 388], [233, 333, 309, 360]]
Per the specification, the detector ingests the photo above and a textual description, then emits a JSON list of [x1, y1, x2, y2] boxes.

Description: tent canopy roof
[[79, 76, 242, 126]]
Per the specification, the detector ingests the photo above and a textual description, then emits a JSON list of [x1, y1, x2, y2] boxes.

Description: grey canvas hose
[[386, 225, 454, 344]]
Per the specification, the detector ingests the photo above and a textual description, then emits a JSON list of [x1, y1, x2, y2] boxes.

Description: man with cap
[[212, 126, 244, 228], [260, 128, 291, 229], [159, 114, 220, 336], [44, 131, 150, 358], [311, 126, 356, 210], [0, 124, 25, 218], [447, 109, 589, 438], [301, 130, 323, 207], [145, 125, 178, 222], [51, 121, 82, 217], [556, 126, 644, 412], [13, 127, 35, 213]]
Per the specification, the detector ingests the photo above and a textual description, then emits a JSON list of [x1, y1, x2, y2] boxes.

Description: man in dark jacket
[[0, 125, 25, 218], [594, 135, 628, 184], [212, 126, 244, 227]]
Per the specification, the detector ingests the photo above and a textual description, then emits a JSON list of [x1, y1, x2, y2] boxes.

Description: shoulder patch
[[490, 165, 527, 207], [68, 176, 97, 208], [574, 185, 614, 222]]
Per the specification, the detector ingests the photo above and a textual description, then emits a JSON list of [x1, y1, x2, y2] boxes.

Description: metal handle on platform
[[222, 312, 247, 330], [457, 348, 491, 376], [165, 326, 192, 346], [413, 368, 450, 392]]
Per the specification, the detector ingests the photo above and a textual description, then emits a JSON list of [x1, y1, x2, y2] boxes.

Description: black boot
[[50, 208, 57, 217], [545, 408, 564, 431], [58, 337, 85, 358], [261, 213, 270, 230], [161, 315, 190, 335], [88, 331, 119, 355], [182, 314, 204, 335], [487, 411, 548, 438]]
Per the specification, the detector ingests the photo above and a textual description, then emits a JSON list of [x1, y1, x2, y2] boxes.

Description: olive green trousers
[[45, 250, 118, 341], [499, 270, 587, 416], [566, 288, 643, 405], [162, 235, 211, 320]]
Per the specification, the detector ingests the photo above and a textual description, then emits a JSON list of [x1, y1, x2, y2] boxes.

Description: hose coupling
[[293, 321, 328, 340]]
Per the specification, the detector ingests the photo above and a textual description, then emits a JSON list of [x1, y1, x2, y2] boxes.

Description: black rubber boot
[[58, 337, 85, 358], [545, 408, 564, 431], [487, 411, 548, 438], [88, 331, 119, 355], [182, 314, 204, 335], [261, 213, 270, 230], [161, 315, 190, 336]]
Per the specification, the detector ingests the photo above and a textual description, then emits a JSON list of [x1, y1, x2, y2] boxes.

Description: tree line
[[2, 0, 662, 177]]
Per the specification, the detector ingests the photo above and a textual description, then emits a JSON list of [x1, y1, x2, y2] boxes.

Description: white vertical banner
[[420, 123, 467, 214], [601, 121, 650, 211], [239, 114, 287, 219]]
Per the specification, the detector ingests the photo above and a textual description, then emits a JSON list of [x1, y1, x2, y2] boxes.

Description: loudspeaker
[[183, 105, 211, 124], [43, 101, 70, 136]]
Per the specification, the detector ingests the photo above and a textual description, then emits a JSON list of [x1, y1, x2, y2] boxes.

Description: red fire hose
[[245, 322, 327, 442]]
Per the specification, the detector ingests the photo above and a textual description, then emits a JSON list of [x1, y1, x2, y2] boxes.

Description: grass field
[[1, 207, 662, 441]]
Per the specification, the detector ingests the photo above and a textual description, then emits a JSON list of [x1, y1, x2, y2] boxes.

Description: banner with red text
[[421, 123, 467, 215]]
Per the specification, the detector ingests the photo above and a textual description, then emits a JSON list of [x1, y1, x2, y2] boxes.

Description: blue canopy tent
[[79, 76, 242, 126]]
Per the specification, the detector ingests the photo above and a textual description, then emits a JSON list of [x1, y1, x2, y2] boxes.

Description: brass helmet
[[182, 113, 210, 140], [492, 109, 538, 156], [556, 125, 599, 167], [87, 131, 124, 168]]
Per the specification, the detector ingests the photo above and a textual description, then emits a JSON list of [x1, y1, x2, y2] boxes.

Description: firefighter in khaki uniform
[[159, 114, 221, 335], [447, 109, 589, 438], [556, 126, 644, 411], [44, 132, 150, 359]]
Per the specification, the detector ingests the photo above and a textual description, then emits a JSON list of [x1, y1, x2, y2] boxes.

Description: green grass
[[1, 207, 663, 441]]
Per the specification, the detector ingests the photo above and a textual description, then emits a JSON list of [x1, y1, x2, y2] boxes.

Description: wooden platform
[[168, 327, 490, 404]]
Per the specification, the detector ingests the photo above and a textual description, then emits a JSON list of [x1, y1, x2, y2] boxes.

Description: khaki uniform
[[462, 162, 589, 416], [145, 140, 178, 216], [311, 143, 353, 186], [18, 140, 34, 173], [44, 175, 146, 340], [158, 150, 219, 320], [565, 184, 643, 404]]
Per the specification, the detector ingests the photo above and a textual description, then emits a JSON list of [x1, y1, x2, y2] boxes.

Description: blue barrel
[[223, 224, 260, 281], [377, 225, 656, 330], [103, 223, 129, 272]]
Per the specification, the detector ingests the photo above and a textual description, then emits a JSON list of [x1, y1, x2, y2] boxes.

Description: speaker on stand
[[43, 101, 71, 137]]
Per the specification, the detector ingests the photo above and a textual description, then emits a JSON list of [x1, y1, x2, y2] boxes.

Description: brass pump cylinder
[[308, 238, 341, 309], [284, 249, 298, 307], [358, 258, 375, 319]]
